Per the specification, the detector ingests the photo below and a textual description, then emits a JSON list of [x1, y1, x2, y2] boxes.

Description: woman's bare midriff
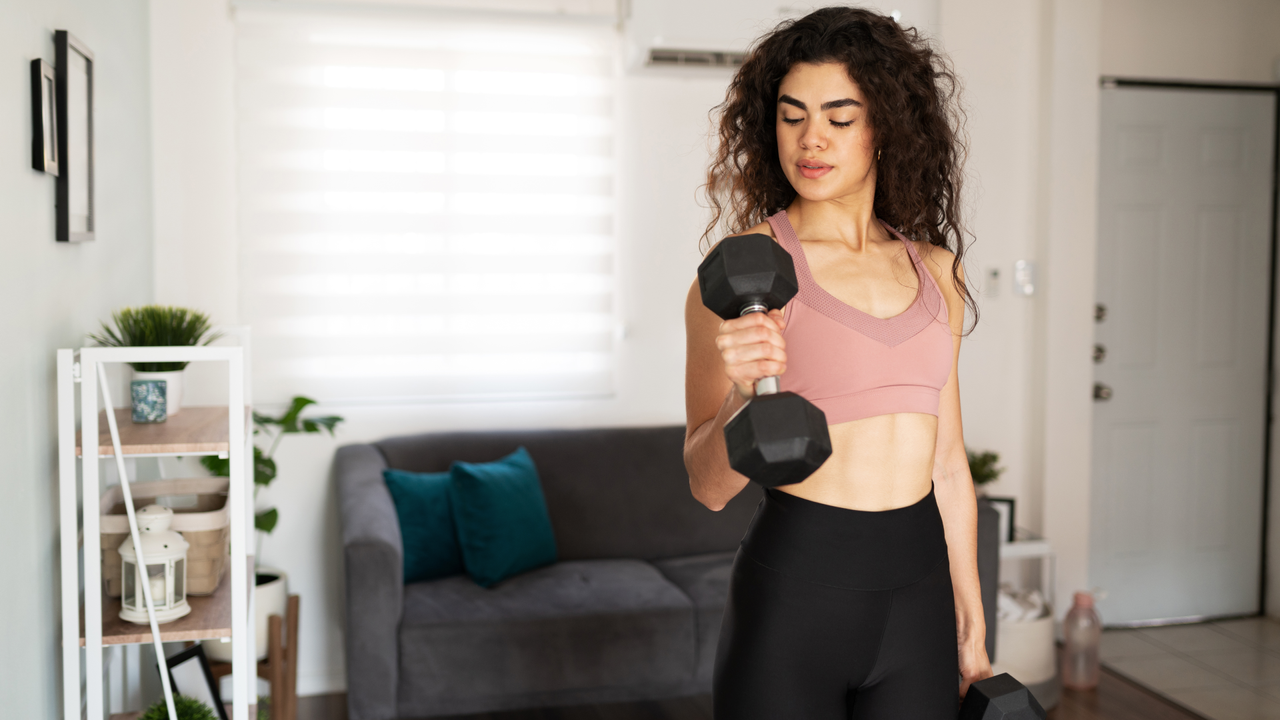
[[774, 411, 937, 511]]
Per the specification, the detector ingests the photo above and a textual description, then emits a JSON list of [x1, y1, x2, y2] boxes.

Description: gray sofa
[[336, 426, 762, 720], [336, 425, 1000, 720]]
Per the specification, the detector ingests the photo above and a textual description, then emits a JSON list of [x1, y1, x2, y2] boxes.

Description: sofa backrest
[[374, 425, 761, 562]]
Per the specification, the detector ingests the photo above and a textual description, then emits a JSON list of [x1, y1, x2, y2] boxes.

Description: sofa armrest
[[336, 443, 402, 720]]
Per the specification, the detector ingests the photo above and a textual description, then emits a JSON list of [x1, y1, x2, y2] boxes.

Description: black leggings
[[713, 486, 958, 720]]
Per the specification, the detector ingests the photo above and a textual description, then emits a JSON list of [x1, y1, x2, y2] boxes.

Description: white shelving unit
[[57, 340, 254, 720], [1001, 535, 1056, 610]]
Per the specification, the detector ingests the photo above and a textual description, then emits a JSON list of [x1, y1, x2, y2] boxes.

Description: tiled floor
[[1101, 617, 1280, 720]]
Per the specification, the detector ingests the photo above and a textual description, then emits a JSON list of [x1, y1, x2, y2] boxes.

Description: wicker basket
[[101, 477, 230, 597]]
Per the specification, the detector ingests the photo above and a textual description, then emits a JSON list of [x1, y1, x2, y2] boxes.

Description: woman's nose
[[799, 123, 826, 150]]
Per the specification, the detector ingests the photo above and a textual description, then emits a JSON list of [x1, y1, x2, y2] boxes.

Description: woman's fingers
[[714, 324, 785, 353], [718, 322, 786, 365], [714, 309, 788, 396], [721, 339, 786, 368], [957, 644, 994, 699], [717, 308, 784, 331]]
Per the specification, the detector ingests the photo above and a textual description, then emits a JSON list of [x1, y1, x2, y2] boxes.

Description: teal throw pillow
[[382, 468, 464, 583], [449, 446, 558, 588]]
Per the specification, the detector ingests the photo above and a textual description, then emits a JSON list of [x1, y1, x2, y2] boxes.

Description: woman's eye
[[831, 119, 854, 128], [781, 116, 803, 126]]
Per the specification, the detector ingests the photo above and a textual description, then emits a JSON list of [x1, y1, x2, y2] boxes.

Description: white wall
[[1101, 0, 1280, 83], [0, 0, 154, 717], [151, 0, 239, 327]]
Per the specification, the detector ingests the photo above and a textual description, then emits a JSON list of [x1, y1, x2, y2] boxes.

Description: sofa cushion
[[653, 551, 738, 685], [397, 559, 696, 712], [449, 447, 557, 587], [381, 468, 463, 583], [375, 426, 762, 562]]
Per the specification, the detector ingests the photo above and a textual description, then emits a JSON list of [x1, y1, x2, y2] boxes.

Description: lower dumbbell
[[958, 673, 1047, 720], [723, 383, 831, 487]]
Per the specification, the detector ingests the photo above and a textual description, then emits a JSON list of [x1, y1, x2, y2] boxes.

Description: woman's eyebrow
[[779, 94, 807, 110], [777, 95, 862, 111], [820, 98, 861, 110]]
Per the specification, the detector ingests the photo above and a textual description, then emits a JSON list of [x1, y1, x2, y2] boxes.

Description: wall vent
[[646, 48, 745, 68]]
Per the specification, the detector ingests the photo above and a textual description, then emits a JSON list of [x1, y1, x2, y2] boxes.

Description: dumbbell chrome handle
[[739, 303, 780, 397]]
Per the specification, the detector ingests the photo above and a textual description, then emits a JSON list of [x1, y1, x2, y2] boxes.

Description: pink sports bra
[[767, 210, 953, 425]]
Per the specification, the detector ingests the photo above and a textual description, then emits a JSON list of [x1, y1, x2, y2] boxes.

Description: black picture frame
[[985, 496, 1017, 543], [54, 30, 93, 243], [165, 644, 229, 720], [30, 59, 58, 175]]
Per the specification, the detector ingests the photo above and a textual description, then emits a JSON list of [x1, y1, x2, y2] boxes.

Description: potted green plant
[[199, 396, 342, 664], [966, 446, 1004, 493], [88, 305, 223, 416], [137, 694, 218, 720]]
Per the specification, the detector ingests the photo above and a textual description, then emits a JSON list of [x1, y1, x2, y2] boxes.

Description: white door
[[1091, 85, 1276, 625]]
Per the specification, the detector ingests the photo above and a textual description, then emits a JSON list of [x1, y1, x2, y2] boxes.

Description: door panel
[[1091, 86, 1275, 624]]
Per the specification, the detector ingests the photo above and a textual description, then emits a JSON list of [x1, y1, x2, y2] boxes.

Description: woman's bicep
[[685, 278, 733, 439]]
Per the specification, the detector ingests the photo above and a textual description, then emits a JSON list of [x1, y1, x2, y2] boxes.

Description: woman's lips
[[797, 160, 832, 179]]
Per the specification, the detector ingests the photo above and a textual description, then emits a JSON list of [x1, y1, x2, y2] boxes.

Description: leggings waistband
[[739, 486, 949, 591]]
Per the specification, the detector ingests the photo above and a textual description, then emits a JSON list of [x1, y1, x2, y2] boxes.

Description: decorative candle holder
[[118, 505, 191, 624]]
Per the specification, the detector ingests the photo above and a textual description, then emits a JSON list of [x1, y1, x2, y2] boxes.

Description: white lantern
[[119, 505, 191, 624]]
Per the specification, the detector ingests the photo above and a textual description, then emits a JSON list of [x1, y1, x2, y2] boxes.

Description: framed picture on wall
[[30, 59, 58, 175], [985, 496, 1016, 543], [54, 30, 94, 243]]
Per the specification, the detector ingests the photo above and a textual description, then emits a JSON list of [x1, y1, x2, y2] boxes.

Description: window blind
[[235, 7, 618, 404]]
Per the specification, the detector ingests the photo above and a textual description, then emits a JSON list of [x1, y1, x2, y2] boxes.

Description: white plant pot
[[204, 568, 287, 663], [993, 614, 1058, 685], [133, 369, 184, 416]]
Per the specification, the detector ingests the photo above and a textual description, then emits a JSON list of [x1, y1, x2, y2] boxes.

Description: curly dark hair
[[702, 6, 976, 329]]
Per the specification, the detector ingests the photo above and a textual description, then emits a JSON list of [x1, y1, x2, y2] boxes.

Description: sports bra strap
[[766, 213, 799, 254]]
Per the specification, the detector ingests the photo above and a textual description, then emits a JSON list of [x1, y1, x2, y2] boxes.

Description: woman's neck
[[784, 192, 882, 252]]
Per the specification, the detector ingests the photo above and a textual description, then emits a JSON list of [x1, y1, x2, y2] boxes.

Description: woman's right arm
[[683, 278, 787, 511]]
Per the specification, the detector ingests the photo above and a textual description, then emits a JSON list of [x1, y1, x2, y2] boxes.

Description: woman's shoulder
[[910, 238, 957, 289], [911, 239, 964, 328]]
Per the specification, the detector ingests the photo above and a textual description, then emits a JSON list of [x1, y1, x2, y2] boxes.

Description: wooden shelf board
[[83, 562, 250, 646], [76, 406, 249, 457]]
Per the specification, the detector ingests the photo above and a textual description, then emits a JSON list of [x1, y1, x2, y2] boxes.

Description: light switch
[[1013, 260, 1036, 296]]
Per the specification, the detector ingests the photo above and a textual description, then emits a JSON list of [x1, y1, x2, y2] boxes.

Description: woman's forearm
[[684, 388, 752, 511], [933, 454, 986, 642]]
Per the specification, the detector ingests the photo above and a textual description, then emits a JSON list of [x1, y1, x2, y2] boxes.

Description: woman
[[683, 7, 990, 719]]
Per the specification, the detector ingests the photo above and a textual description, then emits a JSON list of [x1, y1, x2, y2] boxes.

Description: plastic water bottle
[[1062, 591, 1102, 690]]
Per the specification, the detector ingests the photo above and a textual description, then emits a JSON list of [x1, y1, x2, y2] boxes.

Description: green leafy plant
[[88, 305, 224, 372], [966, 447, 1004, 487], [201, 396, 343, 534], [138, 695, 218, 720]]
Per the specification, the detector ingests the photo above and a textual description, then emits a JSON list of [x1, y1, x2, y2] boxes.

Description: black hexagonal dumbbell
[[697, 233, 833, 488], [959, 673, 1047, 720]]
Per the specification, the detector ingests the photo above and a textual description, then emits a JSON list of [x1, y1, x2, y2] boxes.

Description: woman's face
[[775, 62, 876, 203]]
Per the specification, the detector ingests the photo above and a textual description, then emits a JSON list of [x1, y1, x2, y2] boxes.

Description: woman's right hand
[[715, 308, 787, 400]]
